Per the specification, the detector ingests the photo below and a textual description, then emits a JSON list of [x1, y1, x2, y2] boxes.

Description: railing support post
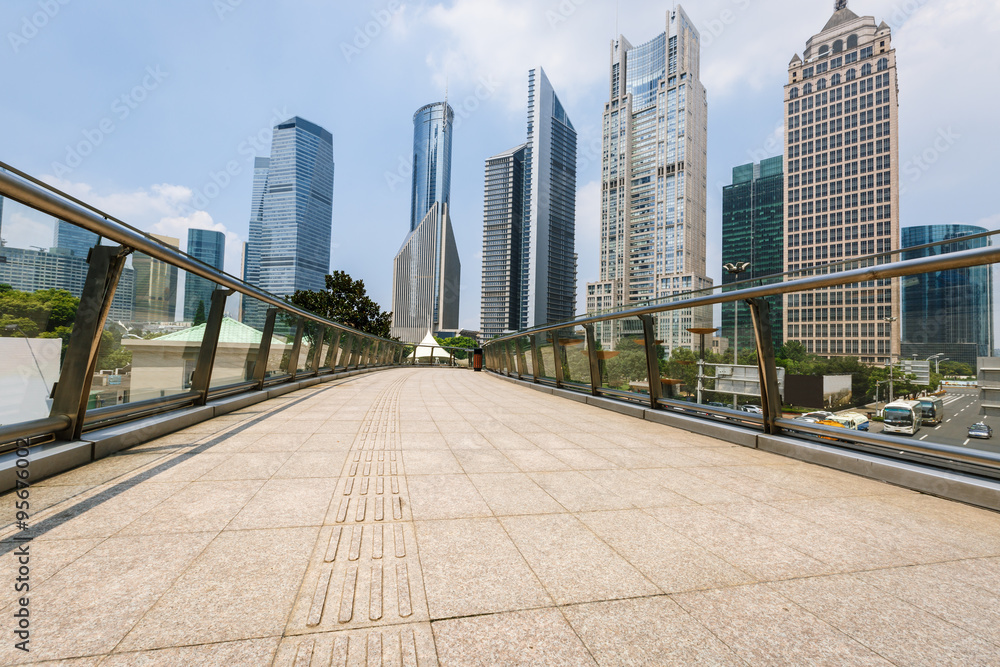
[[530, 335, 540, 382], [516, 339, 528, 380], [747, 297, 783, 434], [584, 324, 601, 396], [326, 330, 341, 369], [639, 314, 662, 409], [551, 331, 565, 388], [191, 288, 235, 406], [501, 341, 513, 377], [287, 320, 305, 380], [311, 326, 325, 374], [49, 245, 130, 441], [253, 308, 278, 389]]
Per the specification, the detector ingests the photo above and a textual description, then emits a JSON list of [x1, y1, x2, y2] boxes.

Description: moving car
[[968, 422, 993, 439], [802, 410, 835, 421], [740, 404, 763, 414]]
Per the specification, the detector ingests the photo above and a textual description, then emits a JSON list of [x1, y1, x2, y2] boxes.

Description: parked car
[[968, 422, 993, 439], [740, 404, 763, 414], [802, 411, 835, 421]]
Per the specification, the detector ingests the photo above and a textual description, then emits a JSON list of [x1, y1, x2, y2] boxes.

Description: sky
[[1, 0, 998, 332]]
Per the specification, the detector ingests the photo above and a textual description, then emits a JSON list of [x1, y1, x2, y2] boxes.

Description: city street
[[864, 387, 1000, 455]]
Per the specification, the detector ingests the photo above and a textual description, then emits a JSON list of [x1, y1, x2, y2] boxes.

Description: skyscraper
[[242, 157, 270, 326], [901, 225, 993, 369], [721, 157, 784, 353], [410, 102, 453, 232], [244, 117, 334, 326], [53, 219, 99, 258], [391, 203, 460, 342], [585, 6, 712, 352], [183, 228, 225, 321], [782, 2, 899, 362], [480, 144, 527, 338], [392, 101, 460, 341], [133, 234, 179, 322]]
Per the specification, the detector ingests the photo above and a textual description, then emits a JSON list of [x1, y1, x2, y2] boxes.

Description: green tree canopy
[[287, 271, 394, 339], [0, 286, 79, 336], [434, 335, 477, 359]]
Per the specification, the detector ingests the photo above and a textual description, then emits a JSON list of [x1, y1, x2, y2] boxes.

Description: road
[[864, 387, 1000, 455]]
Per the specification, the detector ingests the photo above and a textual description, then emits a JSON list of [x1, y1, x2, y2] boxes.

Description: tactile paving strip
[[288, 376, 430, 642], [274, 622, 437, 667]]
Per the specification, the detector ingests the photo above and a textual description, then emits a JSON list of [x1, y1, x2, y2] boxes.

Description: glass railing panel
[[516, 336, 533, 377], [209, 292, 270, 389], [263, 314, 296, 380], [556, 326, 590, 387], [595, 316, 649, 396], [318, 327, 336, 371], [91, 264, 207, 407], [0, 200, 87, 425], [297, 320, 320, 374], [535, 332, 556, 382]]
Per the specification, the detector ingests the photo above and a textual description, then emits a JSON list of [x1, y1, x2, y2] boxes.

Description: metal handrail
[[0, 169, 398, 345], [485, 243, 1000, 344]]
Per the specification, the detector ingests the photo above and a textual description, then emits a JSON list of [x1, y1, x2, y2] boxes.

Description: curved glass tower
[[410, 102, 453, 232]]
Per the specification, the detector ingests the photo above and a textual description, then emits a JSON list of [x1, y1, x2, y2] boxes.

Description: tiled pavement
[[2, 367, 999, 665]]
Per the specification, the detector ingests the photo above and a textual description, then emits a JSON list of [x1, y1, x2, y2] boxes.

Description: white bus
[[882, 399, 922, 435], [917, 396, 945, 426]]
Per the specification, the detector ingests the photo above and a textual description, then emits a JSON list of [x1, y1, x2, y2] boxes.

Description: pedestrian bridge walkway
[[2, 368, 999, 665]]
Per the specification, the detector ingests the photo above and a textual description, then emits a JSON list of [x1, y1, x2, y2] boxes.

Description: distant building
[[391, 203, 460, 342], [410, 102, 453, 232], [480, 144, 527, 338], [901, 225, 993, 369], [585, 6, 713, 352], [183, 228, 225, 321], [133, 234, 179, 322], [782, 2, 900, 362], [242, 157, 270, 326], [53, 219, 99, 258], [721, 157, 784, 352], [244, 118, 334, 326]]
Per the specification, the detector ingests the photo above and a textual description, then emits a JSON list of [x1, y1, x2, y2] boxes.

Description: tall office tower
[[133, 234, 179, 322], [721, 157, 785, 354], [391, 203, 460, 342], [522, 67, 578, 328], [183, 228, 225, 321], [901, 225, 993, 369], [585, 6, 712, 352], [480, 144, 527, 338], [246, 117, 334, 323], [242, 157, 270, 326], [410, 102, 453, 232], [783, 2, 899, 363], [53, 219, 98, 258]]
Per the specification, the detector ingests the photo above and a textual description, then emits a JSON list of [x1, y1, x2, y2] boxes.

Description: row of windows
[[787, 304, 892, 323], [787, 223, 888, 246], [787, 139, 892, 173], [786, 238, 892, 262], [788, 289, 891, 308], [784, 336, 889, 357], [787, 202, 892, 224]]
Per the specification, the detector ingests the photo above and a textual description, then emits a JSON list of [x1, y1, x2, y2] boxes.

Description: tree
[[434, 335, 477, 359], [287, 271, 394, 338], [193, 301, 207, 326]]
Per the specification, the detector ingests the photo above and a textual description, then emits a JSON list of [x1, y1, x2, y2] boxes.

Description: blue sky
[[2, 0, 997, 331]]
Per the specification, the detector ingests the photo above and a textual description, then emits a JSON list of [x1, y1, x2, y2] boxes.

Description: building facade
[[243, 118, 334, 326], [480, 144, 527, 338], [410, 102, 453, 232], [782, 3, 900, 363], [133, 234, 179, 322], [585, 6, 712, 352], [901, 225, 993, 369], [391, 203, 461, 342], [53, 219, 99, 258], [183, 228, 226, 322], [721, 157, 784, 354]]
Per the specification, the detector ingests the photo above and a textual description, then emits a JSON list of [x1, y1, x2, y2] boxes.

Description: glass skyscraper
[[480, 144, 527, 338], [722, 157, 784, 352], [410, 102, 453, 232], [901, 225, 993, 368], [183, 228, 225, 321], [53, 219, 99, 258], [585, 6, 712, 352], [133, 234, 179, 322], [244, 117, 334, 326]]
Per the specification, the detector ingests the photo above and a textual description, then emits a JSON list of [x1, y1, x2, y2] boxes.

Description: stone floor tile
[[405, 474, 492, 520], [33, 451, 166, 487], [501, 513, 659, 604], [199, 451, 292, 480], [402, 451, 465, 475], [582, 469, 695, 508], [35, 482, 187, 542], [528, 471, 634, 512], [104, 637, 280, 666], [398, 433, 450, 450], [0, 532, 215, 665], [547, 448, 618, 470], [273, 451, 349, 478], [117, 479, 264, 535], [637, 468, 751, 505], [673, 583, 894, 666], [502, 448, 570, 472], [274, 624, 437, 666], [0, 537, 101, 589], [563, 596, 745, 666], [416, 517, 552, 617], [453, 449, 519, 473], [116, 527, 318, 651], [772, 573, 1000, 666], [227, 478, 338, 530], [467, 472, 565, 515], [432, 609, 596, 667]]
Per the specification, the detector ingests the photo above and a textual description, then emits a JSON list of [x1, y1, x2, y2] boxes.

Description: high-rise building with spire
[[782, 2, 899, 362], [410, 102, 453, 232], [585, 6, 712, 352]]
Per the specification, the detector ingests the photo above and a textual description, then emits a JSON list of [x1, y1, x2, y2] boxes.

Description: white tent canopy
[[413, 330, 453, 361]]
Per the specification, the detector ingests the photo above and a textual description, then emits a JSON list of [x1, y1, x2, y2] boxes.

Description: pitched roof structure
[[151, 317, 286, 346]]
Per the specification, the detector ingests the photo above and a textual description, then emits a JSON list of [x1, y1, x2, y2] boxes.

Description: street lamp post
[[882, 316, 898, 402], [926, 352, 944, 375], [687, 327, 718, 405]]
